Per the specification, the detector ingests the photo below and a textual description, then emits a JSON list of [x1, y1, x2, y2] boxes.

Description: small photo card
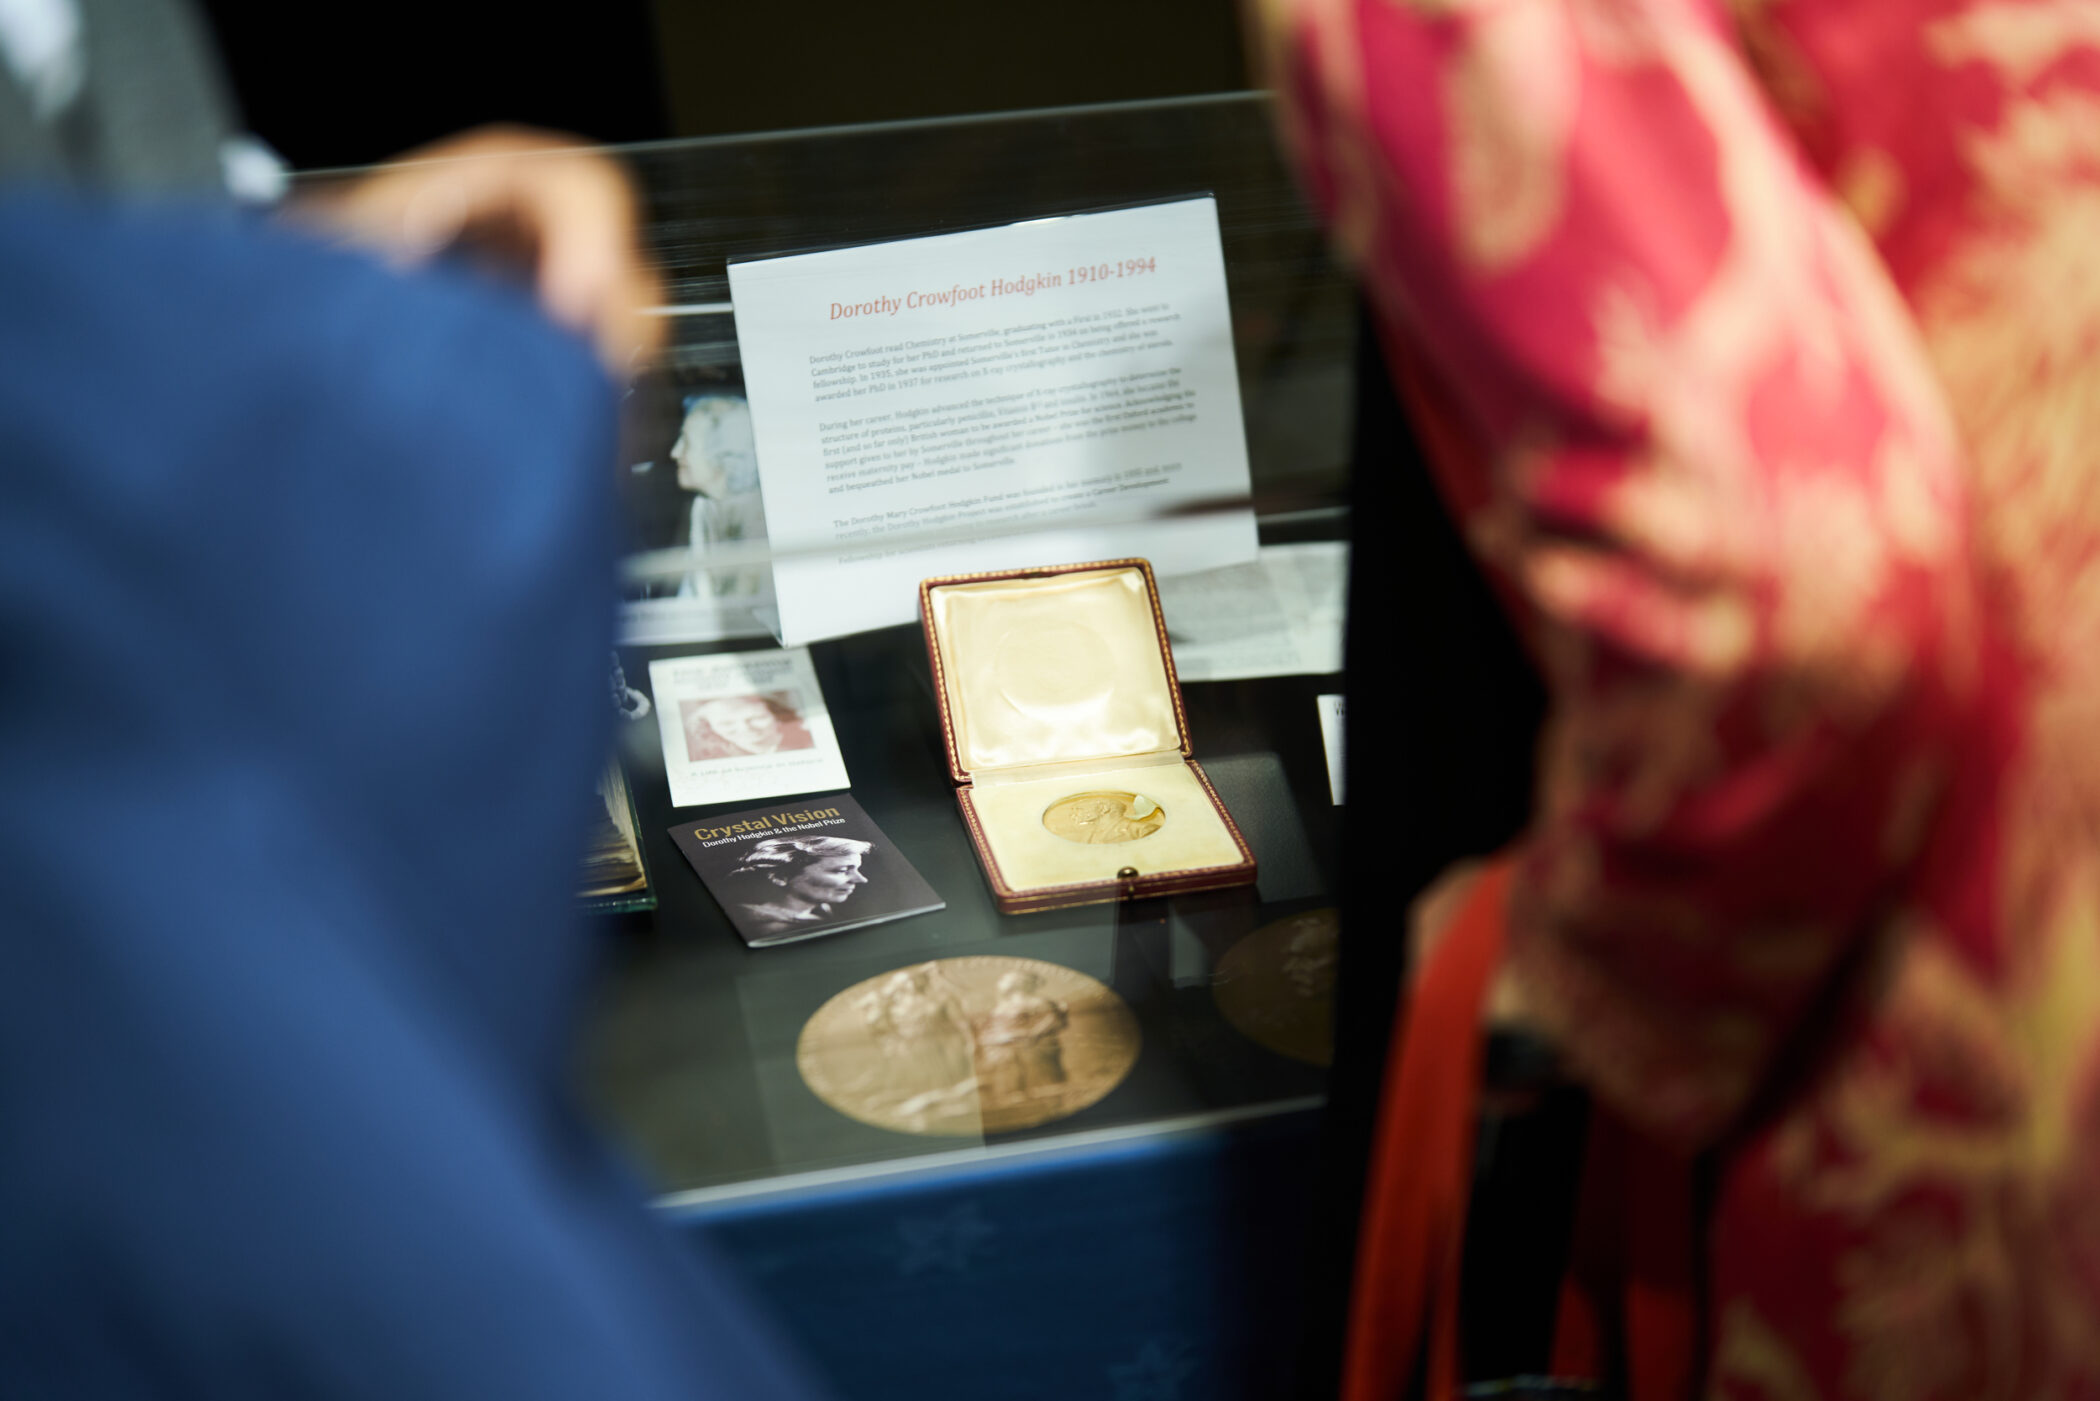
[[648, 647, 850, 807], [668, 792, 944, 947]]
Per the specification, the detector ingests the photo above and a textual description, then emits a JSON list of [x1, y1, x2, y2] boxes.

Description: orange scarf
[[1342, 862, 1699, 1401]]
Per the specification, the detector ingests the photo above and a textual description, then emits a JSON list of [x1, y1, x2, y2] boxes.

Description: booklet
[[647, 647, 850, 807], [577, 758, 655, 913], [668, 792, 944, 947]]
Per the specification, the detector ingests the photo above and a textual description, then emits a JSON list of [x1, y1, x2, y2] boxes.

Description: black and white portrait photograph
[[619, 366, 775, 645], [729, 834, 872, 937], [668, 793, 943, 947]]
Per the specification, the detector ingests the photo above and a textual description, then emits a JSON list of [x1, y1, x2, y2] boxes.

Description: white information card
[[1318, 693, 1346, 806], [728, 198, 1258, 645], [648, 647, 850, 809]]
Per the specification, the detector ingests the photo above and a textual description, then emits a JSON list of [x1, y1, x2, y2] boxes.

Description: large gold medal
[[797, 955, 1140, 1136]]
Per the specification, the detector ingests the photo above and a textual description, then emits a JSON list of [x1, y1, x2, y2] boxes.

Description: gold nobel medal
[[1212, 908, 1340, 1067], [1041, 790, 1165, 844], [797, 955, 1141, 1136]]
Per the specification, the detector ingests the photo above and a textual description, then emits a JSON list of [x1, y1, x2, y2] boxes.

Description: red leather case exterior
[[919, 559, 1257, 914]]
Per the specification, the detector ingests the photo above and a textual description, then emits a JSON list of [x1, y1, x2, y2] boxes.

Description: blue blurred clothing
[[0, 193, 821, 1399]]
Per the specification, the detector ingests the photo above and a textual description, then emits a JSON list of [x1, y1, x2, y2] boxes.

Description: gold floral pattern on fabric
[[1724, 0, 1827, 131], [1713, 1301, 1818, 1401], [1926, 2, 2100, 86], [1768, 915, 2100, 1398], [1262, 0, 2100, 1391], [1834, 147, 1906, 236], [1445, 0, 1580, 271]]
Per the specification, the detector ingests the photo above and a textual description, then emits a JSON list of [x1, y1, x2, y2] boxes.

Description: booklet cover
[[668, 792, 944, 947]]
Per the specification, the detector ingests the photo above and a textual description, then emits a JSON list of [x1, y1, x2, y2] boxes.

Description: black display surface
[[667, 791, 944, 947], [506, 95, 1366, 1198], [584, 613, 1342, 1194]]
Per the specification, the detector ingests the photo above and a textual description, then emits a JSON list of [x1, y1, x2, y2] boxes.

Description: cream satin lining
[[965, 762, 1244, 892], [929, 568, 1182, 774]]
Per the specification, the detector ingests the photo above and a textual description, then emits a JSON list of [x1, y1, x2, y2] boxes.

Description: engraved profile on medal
[[1212, 908, 1340, 1068], [1042, 790, 1166, 844], [797, 956, 1140, 1136]]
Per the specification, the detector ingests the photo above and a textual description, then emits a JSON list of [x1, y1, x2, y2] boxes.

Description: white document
[[1159, 541, 1347, 681], [647, 648, 850, 808], [1318, 693, 1346, 805], [729, 198, 1259, 645]]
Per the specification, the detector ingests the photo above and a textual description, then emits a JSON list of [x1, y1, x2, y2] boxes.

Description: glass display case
[[580, 93, 1356, 1206], [293, 92, 1366, 1400]]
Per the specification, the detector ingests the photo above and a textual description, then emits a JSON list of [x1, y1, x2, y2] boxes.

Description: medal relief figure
[[729, 835, 870, 937], [975, 970, 1071, 1104], [1213, 909, 1341, 1068], [858, 963, 979, 1126], [1281, 917, 1338, 1001], [1043, 791, 1165, 844], [800, 957, 1139, 1136]]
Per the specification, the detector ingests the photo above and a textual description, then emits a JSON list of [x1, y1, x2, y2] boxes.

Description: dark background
[[196, 0, 1251, 169]]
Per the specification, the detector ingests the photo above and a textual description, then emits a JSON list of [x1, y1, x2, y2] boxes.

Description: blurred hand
[[286, 125, 665, 376]]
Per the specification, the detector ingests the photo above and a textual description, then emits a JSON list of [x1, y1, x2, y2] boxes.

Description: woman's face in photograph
[[788, 853, 867, 907], [672, 398, 758, 497], [699, 697, 782, 753]]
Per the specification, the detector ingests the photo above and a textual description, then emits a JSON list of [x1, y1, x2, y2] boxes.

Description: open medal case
[[919, 559, 1258, 913]]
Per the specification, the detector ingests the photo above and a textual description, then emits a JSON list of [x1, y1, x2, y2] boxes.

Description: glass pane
[[561, 94, 1349, 1196]]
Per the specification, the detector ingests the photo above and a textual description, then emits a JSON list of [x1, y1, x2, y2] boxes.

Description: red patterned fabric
[[1256, 0, 2100, 1394]]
